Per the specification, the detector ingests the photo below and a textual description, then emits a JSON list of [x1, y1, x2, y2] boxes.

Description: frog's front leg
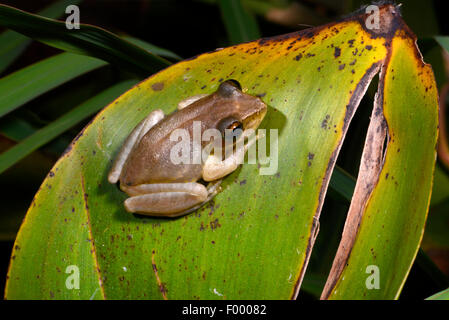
[[108, 109, 164, 184], [202, 133, 261, 181], [121, 182, 210, 217]]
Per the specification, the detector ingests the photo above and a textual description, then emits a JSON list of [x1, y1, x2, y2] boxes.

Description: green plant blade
[[0, 116, 37, 142], [5, 8, 390, 299], [322, 15, 439, 299], [0, 4, 170, 76], [328, 166, 356, 202], [427, 287, 449, 300], [0, 31, 29, 75], [430, 164, 449, 206], [435, 36, 449, 54], [0, 52, 106, 118], [218, 0, 261, 44], [0, 0, 82, 74], [122, 36, 182, 61], [0, 80, 138, 174]]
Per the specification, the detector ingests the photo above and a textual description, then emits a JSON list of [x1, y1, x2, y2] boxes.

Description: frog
[[108, 80, 267, 217]]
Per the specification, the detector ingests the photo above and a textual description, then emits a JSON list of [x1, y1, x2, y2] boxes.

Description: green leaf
[[5, 10, 388, 299], [321, 160, 448, 293], [0, 116, 37, 141], [0, 52, 106, 118], [0, 4, 170, 76], [0, 115, 73, 158], [323, 14, 439, 299], [218, 0, 261, 44], [5, 4, 437, 300], [430, 164, 449, 206], [329, 166, 356, 202], [122, 36, 182, 61], [427, 287, 449, 300], [0, 80, 138, 174], [0, 0, 82, 74], [300, 273, 327, 298], [435, 36, 449, 54], [0, 31, 29, 75]]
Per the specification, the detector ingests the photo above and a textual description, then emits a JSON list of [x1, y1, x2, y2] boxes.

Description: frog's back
[[120, 105, 212, 186], [119, 81, 265, 186]]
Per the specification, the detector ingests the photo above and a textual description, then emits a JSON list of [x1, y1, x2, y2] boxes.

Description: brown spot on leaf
[[151, 82, 164, 91], [321, 115, 330, 129], [334, 46, 341, 58], [294, 54, 302, 61], [210, 219, 221, 230]]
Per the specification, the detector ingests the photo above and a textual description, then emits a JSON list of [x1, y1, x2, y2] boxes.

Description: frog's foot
[[108, 109, 164, 184], [202, 131, 263, 181], [122, 182, 213, 217], [177, 94, 208, 110]]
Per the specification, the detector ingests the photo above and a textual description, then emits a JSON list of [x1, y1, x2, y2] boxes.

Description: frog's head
[[215, 80, 267, 137]]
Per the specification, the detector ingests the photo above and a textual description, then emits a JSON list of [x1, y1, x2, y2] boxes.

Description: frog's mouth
[[241, 103, 267, 132]]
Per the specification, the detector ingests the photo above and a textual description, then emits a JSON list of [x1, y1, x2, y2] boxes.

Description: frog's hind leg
[[177, 94, 208, 110], [176, 179, 223, 216], [108, 109, 164, 184], [122, 182, 209, 217]]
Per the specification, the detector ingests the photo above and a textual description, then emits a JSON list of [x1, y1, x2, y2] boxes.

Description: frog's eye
[[218, 117, 243, 139], [227, 120, 243, 137], [230, 121, 242, 130]]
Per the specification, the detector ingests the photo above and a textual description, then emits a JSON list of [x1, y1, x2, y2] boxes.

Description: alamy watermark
[[65, 5, 80, 30], [365, 265, 380, 290], [169, 121, 278, 176], [65, 265, 80, 290], [365, 5, 380, 30]]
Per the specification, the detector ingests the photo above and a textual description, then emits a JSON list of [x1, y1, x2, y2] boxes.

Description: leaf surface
[[0, 52, 106, 118]]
